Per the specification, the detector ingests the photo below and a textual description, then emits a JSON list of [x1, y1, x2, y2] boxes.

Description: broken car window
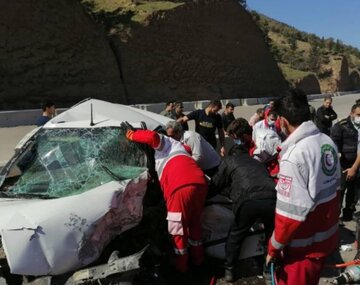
[[0, 128, 147, 198]]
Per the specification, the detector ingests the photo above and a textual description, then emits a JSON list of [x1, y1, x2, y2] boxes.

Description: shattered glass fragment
[[2, 128, 147, 198]]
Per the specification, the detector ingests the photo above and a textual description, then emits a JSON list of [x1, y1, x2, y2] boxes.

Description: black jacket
[[331, 116, 359, 168], [210, 145, 276, 214], [316, 106, 337, 134]]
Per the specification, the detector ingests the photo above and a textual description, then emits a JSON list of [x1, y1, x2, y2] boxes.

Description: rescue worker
[[227, 118, 280, 181], [266, 89, 341, 285], [316, 95, 337, 135], [210, 144, 276, 282], [253, 110, 283, 140], [165, 121, 221, 177], [123, 125, 208, 273], [331, 103, 360, 221], [252, 128, 282, 183]]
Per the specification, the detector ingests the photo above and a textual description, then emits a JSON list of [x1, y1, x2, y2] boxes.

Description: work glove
[[126, 129, 135, 141], [120, 121, 136, 141], [120, 121, 135, 131]]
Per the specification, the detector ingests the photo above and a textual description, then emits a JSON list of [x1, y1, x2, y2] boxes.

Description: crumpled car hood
[[0, 171, 148, 276]]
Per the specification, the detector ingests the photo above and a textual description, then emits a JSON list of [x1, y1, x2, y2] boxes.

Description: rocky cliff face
[[0, 0, 124, 110], [319, 56, 352, 93], [114, 0, 289, 104], [332, 56, 351, 91], [0, 0, 288, 109], [349, 70, 360, 90], [294, 74, 321, 95]]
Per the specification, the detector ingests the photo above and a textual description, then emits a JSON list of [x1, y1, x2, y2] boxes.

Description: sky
[[247, 0, 360, 49]]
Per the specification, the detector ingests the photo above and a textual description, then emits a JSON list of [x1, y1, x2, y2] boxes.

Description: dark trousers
[[341, 170, 360, 219], [225, 198, 276, 268]]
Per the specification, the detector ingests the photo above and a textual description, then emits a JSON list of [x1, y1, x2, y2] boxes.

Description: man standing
[[248, 108, 265, 127], [331, 103, 360, 221], [178, 100, 225, 156], [165, 121, 221, 177], [221, 103, 235, 134], [266, 89, 341, 285], [160, 102, 176, 119], [316, 96, 338, 135], [124, 127, 208, 273], [36, 100, 56, 126], [172, 102, 188, 131]]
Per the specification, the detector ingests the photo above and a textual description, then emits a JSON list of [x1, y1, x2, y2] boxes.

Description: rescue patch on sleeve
[[277, 174, 292, 197]]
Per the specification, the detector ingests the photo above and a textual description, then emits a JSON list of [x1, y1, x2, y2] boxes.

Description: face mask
[[353, 117, 360, 126], [234, 139, 243, 145], [268, 120, 275, 126]]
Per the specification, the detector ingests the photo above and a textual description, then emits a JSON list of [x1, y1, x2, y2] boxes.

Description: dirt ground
[[130, 217, 358, 285]]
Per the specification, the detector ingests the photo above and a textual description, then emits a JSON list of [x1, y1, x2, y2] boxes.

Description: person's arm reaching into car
[[126, 129, 161, 149]]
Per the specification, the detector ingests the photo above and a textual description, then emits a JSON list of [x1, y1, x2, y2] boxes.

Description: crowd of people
[[124, 90, 359, 284], [32, 91, 359, 284], [35, 92, 359, 284]]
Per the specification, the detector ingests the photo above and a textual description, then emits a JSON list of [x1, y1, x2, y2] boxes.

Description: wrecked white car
[[0, 99, 265, 285], [0, 99, 172, 282]]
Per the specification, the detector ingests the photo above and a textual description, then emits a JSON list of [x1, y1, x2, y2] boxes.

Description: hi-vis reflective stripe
[[276, 191, 338, 221], [188, 239, 202, 246], [158, 151, 189, 180], [174, 248, 188, 255], [276, 200, 310, 221], [289, 223, 338, 248], [270, 233, 285, 250]]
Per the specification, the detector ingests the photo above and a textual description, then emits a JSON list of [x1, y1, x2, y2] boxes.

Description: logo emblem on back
[[321, 144, 337, 176]]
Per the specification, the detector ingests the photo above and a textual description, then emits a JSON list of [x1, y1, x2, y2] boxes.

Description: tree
[[307, 45, 320, 72], [319, 37, 325, 49], [334, 39, 344, 53], [288, 34, 297, 51]]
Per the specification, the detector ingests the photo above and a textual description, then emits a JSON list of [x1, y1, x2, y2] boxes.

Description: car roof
[[44, 99, 172, 130]]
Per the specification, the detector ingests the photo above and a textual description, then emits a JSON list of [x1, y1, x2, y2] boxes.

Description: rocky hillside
[[251, 12, 360, 94], [0, 0, 125, 110], [0, 0, 288, 110]]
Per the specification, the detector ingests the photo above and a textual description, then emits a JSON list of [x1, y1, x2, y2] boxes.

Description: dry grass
[[87, 0, 184, 24], [278, 63, 313, 81]]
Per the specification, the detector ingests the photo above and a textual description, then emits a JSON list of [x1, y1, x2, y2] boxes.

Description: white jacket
[[181, 131, 221, 170], [276, 121, 340, 217], [269, 121, 341, 258], [253, 128, 281, 163]]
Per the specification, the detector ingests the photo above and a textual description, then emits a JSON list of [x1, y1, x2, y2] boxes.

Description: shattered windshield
[[1, 128, 147, 199]]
